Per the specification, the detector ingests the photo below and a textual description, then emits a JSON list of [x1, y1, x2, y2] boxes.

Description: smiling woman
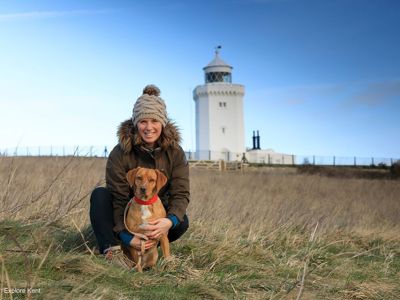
[[89, 85, 190, 268], [132, 86, 166, 147], [137, 119, 162, 147]]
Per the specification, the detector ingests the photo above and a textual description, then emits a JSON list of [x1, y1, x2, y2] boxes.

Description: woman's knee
[[90, 187, 112, 207], [168, 215, 189, 242], [181, 214, 189, 231]]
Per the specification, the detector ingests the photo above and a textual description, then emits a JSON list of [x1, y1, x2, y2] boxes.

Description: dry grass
[[0, 157, 399, 299], [0, 156, 105, 225], [189, 168, 400, 238]]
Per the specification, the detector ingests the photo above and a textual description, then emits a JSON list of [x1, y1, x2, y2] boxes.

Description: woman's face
[[137, 118, 162, 147]]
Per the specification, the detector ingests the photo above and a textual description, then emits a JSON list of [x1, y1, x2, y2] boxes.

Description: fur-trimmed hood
[[117, 119, 182, 154]]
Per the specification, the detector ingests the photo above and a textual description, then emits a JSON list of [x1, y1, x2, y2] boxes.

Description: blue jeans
[[89, 187, 189, 253]]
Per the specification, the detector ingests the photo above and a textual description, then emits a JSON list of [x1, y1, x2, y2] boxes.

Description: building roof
[[203, 49, 233, 73], [205, 53, 232, 68]]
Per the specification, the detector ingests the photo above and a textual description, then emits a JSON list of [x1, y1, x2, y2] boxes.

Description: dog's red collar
[[132, 194, 158, 206]]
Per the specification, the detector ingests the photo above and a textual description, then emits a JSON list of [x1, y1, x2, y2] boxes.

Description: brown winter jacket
[[106, 119, 190, 233]]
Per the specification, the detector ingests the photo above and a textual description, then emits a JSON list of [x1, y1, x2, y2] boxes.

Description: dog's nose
[[140, 187, 146, 194]]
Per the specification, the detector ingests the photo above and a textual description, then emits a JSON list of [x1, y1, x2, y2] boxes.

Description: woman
[[89, 85, 190, 265]]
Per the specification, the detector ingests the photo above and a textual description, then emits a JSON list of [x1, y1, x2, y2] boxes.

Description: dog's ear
[[126, 167, 140, 187], [155, 169, 167, 192]]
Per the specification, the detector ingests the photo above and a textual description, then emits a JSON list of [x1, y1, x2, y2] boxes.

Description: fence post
[[292, 154, 295, 165], [333, 156, 336, 166], [219, 159, 226, 171], [371, 157, 374, 166], [313, 155, 315, 165], [208, 150, 211, 161], [282, 155, 284, 165], [391, 158, 393, 166], [354, 156, 356, 166]]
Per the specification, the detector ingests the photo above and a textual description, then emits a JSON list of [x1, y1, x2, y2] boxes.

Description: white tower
[[193, 47, 245, 161]]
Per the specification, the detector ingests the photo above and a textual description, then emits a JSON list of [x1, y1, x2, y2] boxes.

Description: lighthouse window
[[222, 127, 226, 134], [223, 73, 231, 83], [206, 72, 232, 83], [219, 102, 227, 108]]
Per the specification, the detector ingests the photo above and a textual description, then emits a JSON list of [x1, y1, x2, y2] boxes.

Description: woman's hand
[[130, 235, 157, 251], [141, 218, 172, 239]]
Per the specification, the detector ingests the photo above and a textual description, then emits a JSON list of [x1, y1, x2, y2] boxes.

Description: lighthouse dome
[[203, 47, 232, 83]]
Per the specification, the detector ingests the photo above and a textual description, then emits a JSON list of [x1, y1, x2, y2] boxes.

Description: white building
[[193, 48, 245, 161], [246, 131, 295, 164], [193, 48, 293, 164], [246, 149, 295, 165]]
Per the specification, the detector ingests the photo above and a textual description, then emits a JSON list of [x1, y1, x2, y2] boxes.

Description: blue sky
[[1, 0, 399, 158]]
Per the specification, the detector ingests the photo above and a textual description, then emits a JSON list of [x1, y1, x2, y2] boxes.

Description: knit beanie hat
[[132, 84, 168, 127]]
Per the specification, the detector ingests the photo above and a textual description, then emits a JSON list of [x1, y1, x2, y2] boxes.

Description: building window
[[205, 72, 232, 83], [219, 102, 227, 108]]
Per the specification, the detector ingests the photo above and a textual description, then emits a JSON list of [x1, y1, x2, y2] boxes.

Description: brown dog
[[124, 167, 170, 272]]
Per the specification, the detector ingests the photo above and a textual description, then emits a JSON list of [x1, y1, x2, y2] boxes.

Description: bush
[[390, 161, 400, 178], [297, 164, 392, 180], [378, 162, 388, 169]]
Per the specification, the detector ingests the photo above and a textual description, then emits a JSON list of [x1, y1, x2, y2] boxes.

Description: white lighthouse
[[193, 48, 245, 161]]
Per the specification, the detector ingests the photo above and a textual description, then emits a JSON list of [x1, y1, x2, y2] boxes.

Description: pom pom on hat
[[142, 84, 160, 97], [132, 84, 168, 127]]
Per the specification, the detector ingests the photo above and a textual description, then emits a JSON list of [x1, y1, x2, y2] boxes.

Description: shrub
[[390, 161, 400, 178], [378, 162, 388, 169]]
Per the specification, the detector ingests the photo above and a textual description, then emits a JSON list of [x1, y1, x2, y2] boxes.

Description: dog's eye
[[137, 176, 142, 180], [149, 179, 155, 183]]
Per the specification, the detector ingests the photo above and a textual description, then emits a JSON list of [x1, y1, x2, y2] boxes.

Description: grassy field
[[0, 156, 399, 299]]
